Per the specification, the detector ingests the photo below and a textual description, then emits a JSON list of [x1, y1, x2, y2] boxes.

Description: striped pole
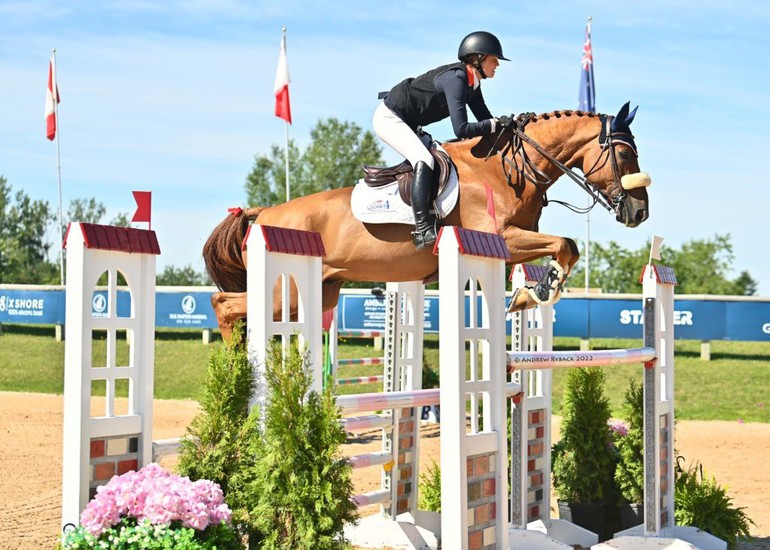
[[507, 346, 656, 371]]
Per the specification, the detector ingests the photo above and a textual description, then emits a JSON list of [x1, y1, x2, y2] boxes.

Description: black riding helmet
[[458, 31, 509, 78]]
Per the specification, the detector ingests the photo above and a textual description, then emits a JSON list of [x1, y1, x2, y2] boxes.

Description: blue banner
[[156, 292, 217, 328], [0, 288, 65, 325], [725, 302, 770, 342], [90, 290, 132, 318], [339, 294, 440, 333], [3, 286, 770, 343]]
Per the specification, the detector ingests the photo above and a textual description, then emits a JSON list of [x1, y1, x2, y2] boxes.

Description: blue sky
[[2, 1, 769, 293]]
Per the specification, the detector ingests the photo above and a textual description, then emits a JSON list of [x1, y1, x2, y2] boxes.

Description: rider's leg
[[372, 103, 434, 167], [410, 161, 437, 249], [373, 102, 437, 249]]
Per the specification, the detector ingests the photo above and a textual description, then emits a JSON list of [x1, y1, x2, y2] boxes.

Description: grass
[[1, 325, 768, 422]]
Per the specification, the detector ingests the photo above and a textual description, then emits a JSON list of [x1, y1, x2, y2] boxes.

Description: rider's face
[[481, 55, 500, 78]]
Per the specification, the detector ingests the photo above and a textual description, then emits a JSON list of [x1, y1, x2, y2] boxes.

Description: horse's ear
[[624, 105, 638, 126], [614, 101, 630, 124]]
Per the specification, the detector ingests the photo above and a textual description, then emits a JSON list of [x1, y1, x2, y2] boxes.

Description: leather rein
[[488, 114, 634, 215]]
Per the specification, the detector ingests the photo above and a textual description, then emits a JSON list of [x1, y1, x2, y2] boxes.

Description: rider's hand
[[496, 115, 514, 130]]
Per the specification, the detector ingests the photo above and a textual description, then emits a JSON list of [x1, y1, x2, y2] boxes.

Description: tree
[[245, 141, 303, 206], [156, 264, 212, 286], [0, 177, 58, 284], [67, 197, 106, 225], [667, 235, 757, 295], [302, 118, 384, 195], [66, 197, 130, 228], [245, 117, 384, 206], [109, 212, 132, 227], [569, 235, 757, 295]]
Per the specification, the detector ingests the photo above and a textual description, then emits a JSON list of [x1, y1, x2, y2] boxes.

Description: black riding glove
[[496, 115, 515, 130]]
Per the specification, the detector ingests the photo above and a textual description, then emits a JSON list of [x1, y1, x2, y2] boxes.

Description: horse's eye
[[618, 150, 633, 162]]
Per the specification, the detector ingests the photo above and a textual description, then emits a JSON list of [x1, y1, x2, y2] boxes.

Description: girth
[[361, 147, 454, 207]]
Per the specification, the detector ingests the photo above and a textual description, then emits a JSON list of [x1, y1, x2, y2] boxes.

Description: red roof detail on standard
[[453, 227, 511, 260], [64, 223, 160, 255]]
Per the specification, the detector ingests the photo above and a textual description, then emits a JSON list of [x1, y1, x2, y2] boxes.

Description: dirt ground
[[0, 391, 768, 549]]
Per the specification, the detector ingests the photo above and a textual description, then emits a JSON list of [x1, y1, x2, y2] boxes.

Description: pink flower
[[608, 419, 628, 438], [79, 463, 232, 537]]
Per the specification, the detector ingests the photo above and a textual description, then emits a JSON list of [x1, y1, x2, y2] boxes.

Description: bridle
[[488, 114, 637, 216]]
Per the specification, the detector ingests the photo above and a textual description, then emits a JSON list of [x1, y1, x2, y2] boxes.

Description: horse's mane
[[518, 109, 600, 125], [442, 109, 600, 146]]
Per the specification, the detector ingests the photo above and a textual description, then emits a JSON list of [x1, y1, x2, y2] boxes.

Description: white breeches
[[372, 101, 435, 169]]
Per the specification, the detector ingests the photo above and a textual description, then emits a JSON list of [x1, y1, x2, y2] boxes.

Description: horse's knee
[[553, 237, 580, 273], [564, 237, 580, 259], [211, 292, 247, 340]]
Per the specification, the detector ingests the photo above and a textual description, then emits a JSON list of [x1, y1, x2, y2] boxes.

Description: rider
[[373, 31, 511, 249]]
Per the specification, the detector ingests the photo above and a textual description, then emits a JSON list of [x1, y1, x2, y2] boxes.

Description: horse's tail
[[203, 207, 265, 292]]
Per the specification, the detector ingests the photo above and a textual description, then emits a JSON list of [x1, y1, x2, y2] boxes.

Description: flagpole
[[585, 203, 590, 293], [52, 48, 65, 286], [284, 119, 290, 202], [582, 16, 592, 294], [282, 27, 290, 202]]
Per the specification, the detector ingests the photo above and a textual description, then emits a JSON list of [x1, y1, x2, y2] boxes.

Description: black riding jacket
[[383, 62, 494, 138]]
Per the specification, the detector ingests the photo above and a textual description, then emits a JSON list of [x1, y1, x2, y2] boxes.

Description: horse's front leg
[[210, 291, 248, 342], [498, 226, 580, 311]]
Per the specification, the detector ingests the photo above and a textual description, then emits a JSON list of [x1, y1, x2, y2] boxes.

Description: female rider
[[373, 31, 511, 249]]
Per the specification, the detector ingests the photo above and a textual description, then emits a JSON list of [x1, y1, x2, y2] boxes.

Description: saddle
[[361, 147, 454, 207]]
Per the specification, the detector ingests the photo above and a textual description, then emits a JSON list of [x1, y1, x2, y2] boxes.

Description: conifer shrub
[[551, 367, 617, 504], [614, 379, 644, 504], [230, 341, 358, 549], [180, 325, 357, 548]]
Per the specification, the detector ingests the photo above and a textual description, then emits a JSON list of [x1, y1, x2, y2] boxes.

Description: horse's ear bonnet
[[610, 101, 638, 134], [604, 101, 639, 155]]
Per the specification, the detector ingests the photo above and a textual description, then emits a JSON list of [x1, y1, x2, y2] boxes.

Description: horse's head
[[581, 102, 651, 227]]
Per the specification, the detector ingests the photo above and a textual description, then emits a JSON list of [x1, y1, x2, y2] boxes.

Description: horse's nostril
[[636, 209, 648, 222]]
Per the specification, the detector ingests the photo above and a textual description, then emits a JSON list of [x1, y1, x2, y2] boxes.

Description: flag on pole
[[274, 32, 292, 124], [132, 191, 152, 226], [45, 53, 60, 140], [649, 235, 664, 263], [578, 18, 595, 113]]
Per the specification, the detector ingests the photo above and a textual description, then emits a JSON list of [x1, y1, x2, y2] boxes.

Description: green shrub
[[551, 367, 617, 504], [229, 342, 358, 549], [180, 326, 357, 548], [62, 517, 240, 549], [614, 379, 644, 504], [675, 460, 754, 549], [179, 322, 259, 498], [418, 459, 441, 512]]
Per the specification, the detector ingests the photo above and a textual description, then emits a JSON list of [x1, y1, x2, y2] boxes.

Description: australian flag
[[579, 19, 595, 113]]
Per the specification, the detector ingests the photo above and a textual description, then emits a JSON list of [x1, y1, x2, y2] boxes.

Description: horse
[[203, 102, 651, 340]]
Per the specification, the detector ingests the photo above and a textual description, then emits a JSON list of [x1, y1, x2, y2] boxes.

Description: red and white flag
[[45, 53, 60, 140], [274, 33, 292, 124]]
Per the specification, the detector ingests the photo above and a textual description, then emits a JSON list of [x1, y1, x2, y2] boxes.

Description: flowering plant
[[61, 463, 240, 549], [607, 419, 628, 440], [614, 379, 645, 504]]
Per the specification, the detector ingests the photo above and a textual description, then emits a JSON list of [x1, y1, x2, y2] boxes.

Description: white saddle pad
[[351, 157, 459, 225]]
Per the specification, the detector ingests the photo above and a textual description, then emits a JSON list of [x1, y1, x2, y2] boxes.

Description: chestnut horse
[[204, 103, 651, 339]]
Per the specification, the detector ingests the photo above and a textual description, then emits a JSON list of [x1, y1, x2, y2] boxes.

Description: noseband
[[493, 114, 635, 216]]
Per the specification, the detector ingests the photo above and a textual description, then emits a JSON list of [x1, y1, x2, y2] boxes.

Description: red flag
[[274, 32, 292, 124], [45, 53, 60, 140], [132, 191, 152, 225]]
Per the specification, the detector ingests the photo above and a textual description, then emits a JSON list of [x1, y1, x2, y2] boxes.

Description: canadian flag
[[45, 54, 60, 140], [274, 33, 291, 124]]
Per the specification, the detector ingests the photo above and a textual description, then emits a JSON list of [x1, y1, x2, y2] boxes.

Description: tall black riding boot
[[410, 161, 438, 250]]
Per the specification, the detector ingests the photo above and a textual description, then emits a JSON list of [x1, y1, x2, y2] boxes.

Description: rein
[[490, 114, 628, 215]]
